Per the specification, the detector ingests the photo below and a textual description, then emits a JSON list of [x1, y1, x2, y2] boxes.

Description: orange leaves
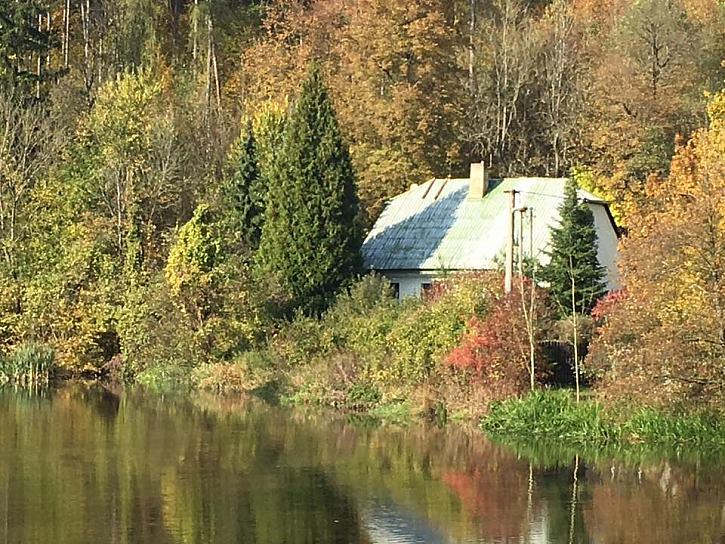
[[588, 85, 725, 405], [238, 0, 462, 218]]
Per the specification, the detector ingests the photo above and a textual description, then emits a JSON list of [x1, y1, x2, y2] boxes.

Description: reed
[[481, 389, 725, 453], [621, 407, 725, 449], [481, 389, 615, 446], [0, 342, 56, 387]]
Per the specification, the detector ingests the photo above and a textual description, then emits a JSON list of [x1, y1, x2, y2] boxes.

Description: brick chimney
[[468, 162, 487, 199]]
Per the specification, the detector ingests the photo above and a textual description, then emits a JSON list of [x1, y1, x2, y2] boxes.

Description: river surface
[[1, 386, 724, 543]]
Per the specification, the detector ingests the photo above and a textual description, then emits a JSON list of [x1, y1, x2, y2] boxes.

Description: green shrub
[[345, 379, 381, 410], [369, 401, 412, 425], [273, 311, 326, 366], [382, 274, 497, 384], [272, 274, 399, 371]]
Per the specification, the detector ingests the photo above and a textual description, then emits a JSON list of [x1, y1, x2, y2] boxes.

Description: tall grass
[[0, 342, 56, 387], [481, 389, 616, 446], [481, 389, 725, 453], [622, 407, 725, 449]]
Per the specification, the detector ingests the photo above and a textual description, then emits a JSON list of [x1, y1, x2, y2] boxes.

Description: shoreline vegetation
[[4, 272, 725, 458], [482, 390, 725, 456], [5, 353, 725, 460]]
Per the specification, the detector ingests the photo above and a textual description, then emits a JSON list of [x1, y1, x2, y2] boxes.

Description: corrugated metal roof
[[362, 177, 609, 271]]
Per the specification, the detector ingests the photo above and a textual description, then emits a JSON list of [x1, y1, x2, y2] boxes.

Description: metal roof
[[362, 177, 610, 271]]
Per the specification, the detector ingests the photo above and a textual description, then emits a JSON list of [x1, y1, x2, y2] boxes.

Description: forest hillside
[[1, 0, 725, 410]]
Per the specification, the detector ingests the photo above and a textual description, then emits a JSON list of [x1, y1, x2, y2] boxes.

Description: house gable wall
[[589, 203, 621, 291]]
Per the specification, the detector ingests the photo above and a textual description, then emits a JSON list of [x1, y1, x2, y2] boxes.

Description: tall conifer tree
[[256, 64, 362, 315], [542, 178, 607, 316], [224, 122, 264, 251], [0, 1, 55, 94]]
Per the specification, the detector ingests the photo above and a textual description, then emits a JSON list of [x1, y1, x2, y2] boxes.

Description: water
[[1, 386, 724, 543]]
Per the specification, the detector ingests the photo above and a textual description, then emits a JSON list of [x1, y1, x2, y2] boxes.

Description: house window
[[421, 282, 432, 300], [390, 282, 400, 300]]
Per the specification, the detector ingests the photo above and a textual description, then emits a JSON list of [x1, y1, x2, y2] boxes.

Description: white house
[[361, 163, 620, 298]]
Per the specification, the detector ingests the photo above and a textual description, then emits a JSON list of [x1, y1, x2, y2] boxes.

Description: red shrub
[[445, 282, 551, 397]]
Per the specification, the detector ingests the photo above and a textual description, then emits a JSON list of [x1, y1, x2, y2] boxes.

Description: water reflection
[[1, 386, 725, 543]]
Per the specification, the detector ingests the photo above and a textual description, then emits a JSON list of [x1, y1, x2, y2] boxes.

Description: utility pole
[[505, 190, 518, 293], [529, 207, 534, 267], [517, 206, 529, 277]]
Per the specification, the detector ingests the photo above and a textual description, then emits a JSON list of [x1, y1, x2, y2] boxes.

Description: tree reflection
[[1, 387, 725, 544]]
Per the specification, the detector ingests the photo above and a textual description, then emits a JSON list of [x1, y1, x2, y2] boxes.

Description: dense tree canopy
[[0, 0, 723, 394], [588, 84, 725, 406], [0, 0, 56, 94]]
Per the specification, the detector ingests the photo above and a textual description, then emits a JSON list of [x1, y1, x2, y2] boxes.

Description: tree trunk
[[36, 14, 42, 99], [571, 260, 580, 403], [81, 0, 91, 92], [193, 0, 199, 62], [469, 0, 475, 91], [64, 0, 70, 69]]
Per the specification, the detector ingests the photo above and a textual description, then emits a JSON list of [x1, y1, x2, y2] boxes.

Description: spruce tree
[[542, 178, 607, 316], [256, 64, 362, 315], [224, 122, 264, 251]]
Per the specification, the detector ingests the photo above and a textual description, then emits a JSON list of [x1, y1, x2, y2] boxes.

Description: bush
[[272, 274, 399, 370], [345, 379, 382, 410], [270, 272, 556, 410], [445, 277, 552, 398], [193, 350, 277, 393], [382, 273, 500, 384]]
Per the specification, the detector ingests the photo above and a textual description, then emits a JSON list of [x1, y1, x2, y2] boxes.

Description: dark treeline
[[1, 0, 725, 410]]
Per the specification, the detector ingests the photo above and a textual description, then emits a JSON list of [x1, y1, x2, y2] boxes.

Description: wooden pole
[[517, 207, 525, 277], [504, 190, 517, 293], [571, 254, 580, 403]]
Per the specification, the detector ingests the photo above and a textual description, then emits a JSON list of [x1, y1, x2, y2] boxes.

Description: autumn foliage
[[445, 279, 551, 398], [587, 84, 725, 406], [0, 0, 724, 407]]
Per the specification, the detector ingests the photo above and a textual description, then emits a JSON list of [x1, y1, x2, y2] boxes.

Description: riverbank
[[5, 347, 725, 458], [4, 272, 725, 454], [121, 272, 541, 421]]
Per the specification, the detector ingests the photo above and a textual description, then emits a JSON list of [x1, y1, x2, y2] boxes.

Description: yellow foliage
[[590, 84, 725, 404], [88, 67, 163, 164]]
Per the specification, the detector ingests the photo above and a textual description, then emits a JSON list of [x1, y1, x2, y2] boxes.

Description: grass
[[369, 400, 412, 426], [480, 389, 725, 454], [481, 389, 615, 446], [0, 342, 56, 387], [622, 407, 725, 449], [135, 362, 194, 393]]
